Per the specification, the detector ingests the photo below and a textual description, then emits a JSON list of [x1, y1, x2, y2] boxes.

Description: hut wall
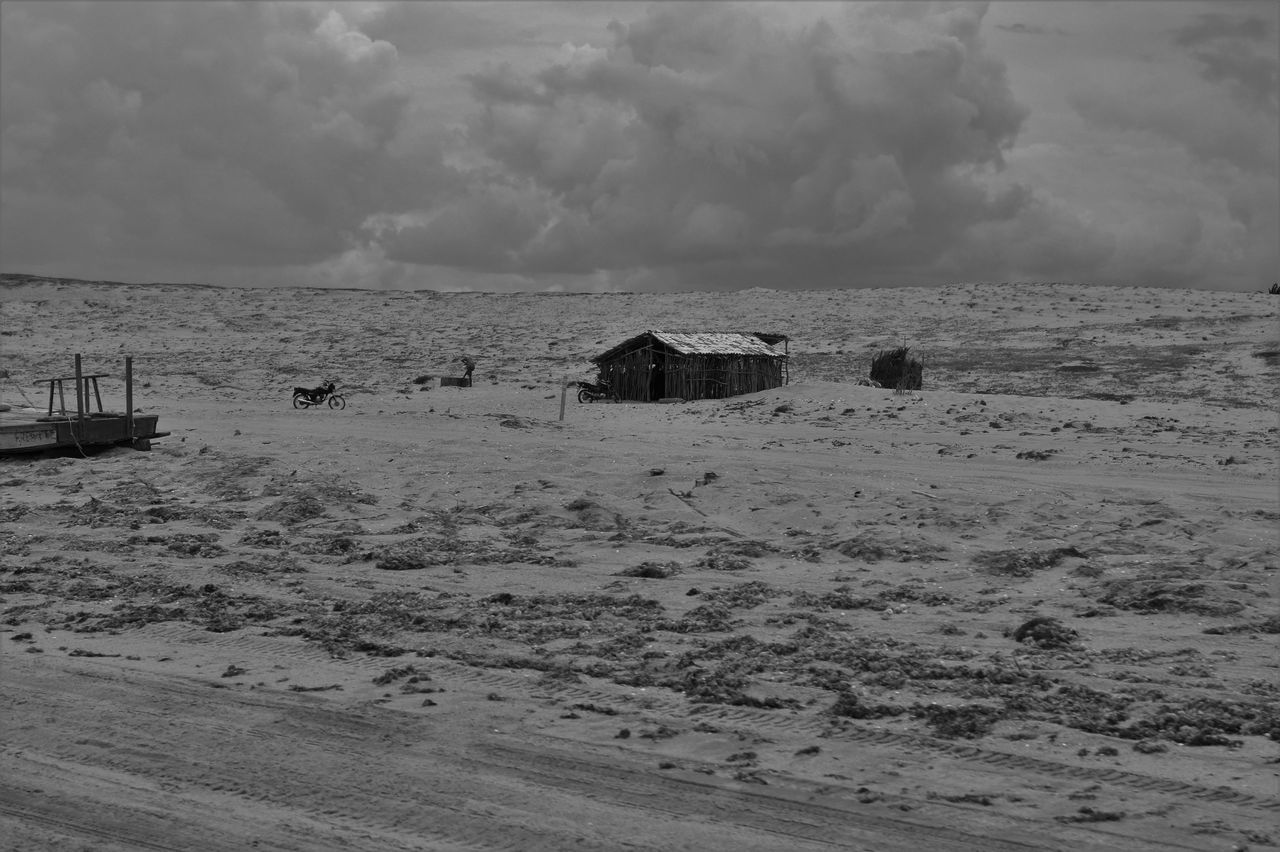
[[662, 354, 784, 400], [598, 346, 657, 401], [596, 343, 786, 402]]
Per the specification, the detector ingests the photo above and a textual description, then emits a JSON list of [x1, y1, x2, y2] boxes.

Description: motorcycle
[[575, 379, 618, 403], [292, 382, 346, 410]]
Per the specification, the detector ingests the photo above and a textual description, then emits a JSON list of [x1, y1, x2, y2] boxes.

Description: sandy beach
[[2, 274, 1277, 851]]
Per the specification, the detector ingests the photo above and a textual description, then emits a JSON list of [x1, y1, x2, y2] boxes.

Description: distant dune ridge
[[3, 272, 1276, 408], [2, 271, 1278, 851]]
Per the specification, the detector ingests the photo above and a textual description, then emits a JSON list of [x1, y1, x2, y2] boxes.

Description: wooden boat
[[0, 355, 169, 456]]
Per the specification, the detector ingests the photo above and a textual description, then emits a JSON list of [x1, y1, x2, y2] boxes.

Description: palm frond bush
[[869, 346, 923, 391]]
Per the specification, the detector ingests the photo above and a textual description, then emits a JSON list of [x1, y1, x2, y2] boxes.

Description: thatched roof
[[594, 331, 787, 362]]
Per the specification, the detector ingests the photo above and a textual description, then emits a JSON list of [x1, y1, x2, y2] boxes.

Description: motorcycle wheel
[[328, 395, 346, 410], [292, 394, 308, 409], [577, 388, 592, 404]]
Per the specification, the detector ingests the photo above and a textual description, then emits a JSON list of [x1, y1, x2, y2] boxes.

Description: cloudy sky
[[2, 1, 1275, 292]]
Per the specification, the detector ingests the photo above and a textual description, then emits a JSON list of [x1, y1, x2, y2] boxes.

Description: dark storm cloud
[[993, 22, 1069, 36], [1173, 11, 1272, 45], [2, 1, 1272, 292], [373, 2, 1116, 290], [1173, 12, 1278, 112]]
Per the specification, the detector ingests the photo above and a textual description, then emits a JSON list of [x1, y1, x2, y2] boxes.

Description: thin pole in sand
[[74, 354, 84, 433], [126, 356, 134, 438], [559, 374, 568, 421]]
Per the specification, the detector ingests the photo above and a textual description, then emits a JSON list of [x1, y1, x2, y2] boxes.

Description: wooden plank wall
[[597, 347, 654, 400], [597, 345, 784, 401]]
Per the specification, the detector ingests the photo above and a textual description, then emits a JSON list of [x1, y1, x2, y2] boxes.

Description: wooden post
[[126, 356, 134, 438], [559, 374, 568, 421], [74, 354, 84, 432]]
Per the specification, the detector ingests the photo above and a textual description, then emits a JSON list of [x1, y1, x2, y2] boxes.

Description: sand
[[1, 274, 1278, 851]]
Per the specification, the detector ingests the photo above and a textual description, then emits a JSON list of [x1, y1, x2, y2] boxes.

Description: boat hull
[[0, 413, 168, 455]]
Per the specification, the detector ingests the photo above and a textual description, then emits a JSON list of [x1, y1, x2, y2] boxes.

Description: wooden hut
[[592, 331, 789, 402]]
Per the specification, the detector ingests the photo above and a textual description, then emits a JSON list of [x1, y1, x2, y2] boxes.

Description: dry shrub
[[834, 534, 944, 563], [618, 561, 682, 579], [718, 539, 775, 557], [87, 584, 285, 633], [870, 346, 923, 391], [1094, 578, 1246, 616], [104, 480, 164, 504], [700, 581, 777, 609], [830, 691, 905, 720], [1010, 616, 1080, 649], [564, 497, 625, 530], [1056, 808, 1126, 824], [256, 492, 327, 525], [659, 604, 735, 633], [913, 703, 1003, 739], [1123, 696, 1277, 744], [372, 664, 422, 685], [1203, 614, 1280, 635], [238, 528, 284, 547], [375, 553, 431, 571], [974, 547, 1084, 578], [697, 548, 754, 571], [218, 558, 307, 578]]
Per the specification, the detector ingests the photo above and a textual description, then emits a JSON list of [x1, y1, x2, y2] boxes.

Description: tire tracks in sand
[[135, 622, 1280, 814], [6, 625, 1273, 851]]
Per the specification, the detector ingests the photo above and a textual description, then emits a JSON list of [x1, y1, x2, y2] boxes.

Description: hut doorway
[[649, 354, 666, 401]]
